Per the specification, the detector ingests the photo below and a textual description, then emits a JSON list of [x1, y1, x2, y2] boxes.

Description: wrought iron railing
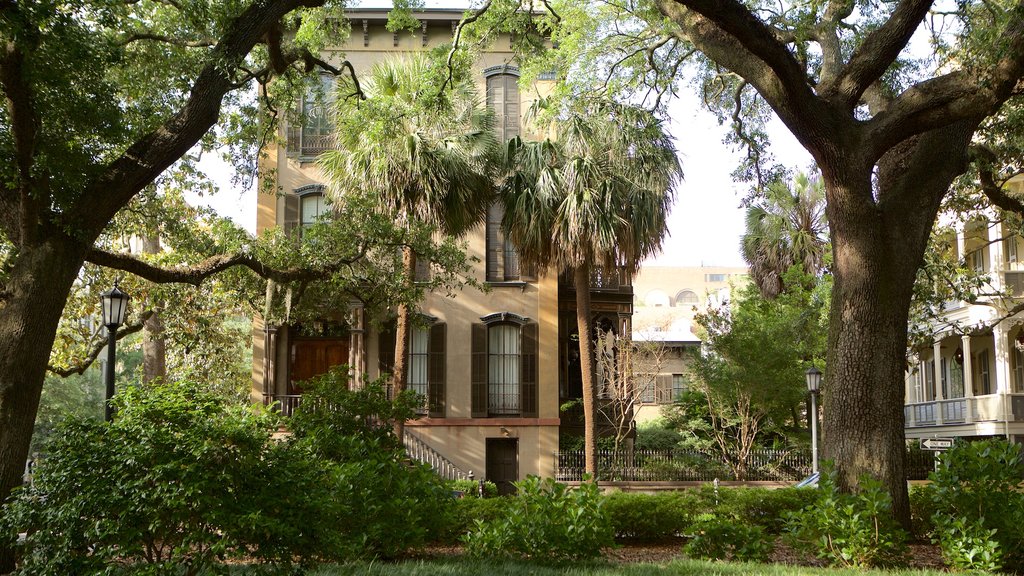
[[554, 448, 936, 482], [403, 429, 473, 481]]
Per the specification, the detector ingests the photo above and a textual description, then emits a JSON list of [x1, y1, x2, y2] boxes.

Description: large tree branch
[[819, 0, 933, 110], [85, 246, 364, 286], [656, 0, 835, 158], [866, 3, 1024, 161], [47, 314, 150, 377], [975, 144, 1024, 215], [0, 20, 42, 245], [68, 0, 327, 236]]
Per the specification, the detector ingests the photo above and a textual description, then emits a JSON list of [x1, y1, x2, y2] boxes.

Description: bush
[[698, 486, 811, 534], [785, 463, 908, 568], [927, 438, 1024, 572], [0, 380, 344, 575], [462, 476, 614, 561], [448, 479, 498, 498], [635, 421, 684, 450], [683, 517, 774, 562], [603, 491, 698, 540], [287, 368, 452, 558]]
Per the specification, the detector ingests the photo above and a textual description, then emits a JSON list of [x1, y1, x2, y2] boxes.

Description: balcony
[[286, 128, 333, 158], [905, 393, 1024, 428], [558, 267, 632, 293]]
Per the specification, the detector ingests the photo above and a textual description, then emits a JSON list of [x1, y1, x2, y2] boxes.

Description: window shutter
[[504, 74, 520, 139], [428, 323, 446, 417], [486, 203, 502, 281], [378, 322, 396, 378], [521, 322, 538, 417], [471, 323, 488, 417], [655, 374, 672, 404], [283, 193, 300, 236]]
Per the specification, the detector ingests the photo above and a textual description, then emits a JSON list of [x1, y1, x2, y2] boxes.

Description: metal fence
[[555, 448, 937, 482]]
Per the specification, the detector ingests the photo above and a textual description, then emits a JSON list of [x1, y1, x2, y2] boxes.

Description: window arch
[[471, 313, 537, 417], [675, 290, 700, 306], [484, 66, 520, 142]]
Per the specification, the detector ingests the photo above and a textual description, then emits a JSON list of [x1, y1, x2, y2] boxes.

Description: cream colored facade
[[630, 265, 748, 423], [905, 177, 1024, 443], [252, 8, 633, 488]]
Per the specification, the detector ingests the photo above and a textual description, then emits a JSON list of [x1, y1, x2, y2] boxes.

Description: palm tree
[[500, 101, 681, 476], [740, 172, 828, 298], [320, 55, 500, 400]]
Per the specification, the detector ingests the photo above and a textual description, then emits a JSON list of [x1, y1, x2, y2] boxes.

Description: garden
[[4, 369, 1022, 576]]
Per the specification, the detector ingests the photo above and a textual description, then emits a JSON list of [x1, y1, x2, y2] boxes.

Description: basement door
[[486, 438, 519, 496]]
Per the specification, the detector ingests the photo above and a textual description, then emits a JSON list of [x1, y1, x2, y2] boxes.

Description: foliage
[[931, 514, 1002, 574], [785, 464, 908, 569], [635, 420, 684, 451], [448, 479, 498, 498], [0, 380, 344, 575], [683, 517, 773, 562], [602, 491, 697, 540], [439, 496, 514, 544], [462, 477, 614, 562], [927, 438, 1024, 572], [675, 269, 828, 479]]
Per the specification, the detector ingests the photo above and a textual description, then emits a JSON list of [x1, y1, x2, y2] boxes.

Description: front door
[[290, 338, 348, 393], [486, 438, 519, 495]]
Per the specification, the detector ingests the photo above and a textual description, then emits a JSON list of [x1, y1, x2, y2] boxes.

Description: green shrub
[[636, 421, 684, 450], [0, 380, 344, 575], [462, 477, 614, 561], [927, 438, 1024, 572], [448, 479, 498, 498], [932, 514, 1002, 573], [603, 491, 697, 540], [438, 496, 513, 543], [287, 368, 452, 558], [908, 483, 938, 537], [785, 464, 908, 568], [698, 486, 811, 534], [683, 517, 774, 562]]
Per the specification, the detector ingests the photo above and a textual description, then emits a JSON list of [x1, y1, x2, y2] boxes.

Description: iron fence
[[555, 448, 937, 482]]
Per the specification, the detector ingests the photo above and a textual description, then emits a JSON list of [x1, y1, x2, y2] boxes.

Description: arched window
[[676, 290, 700, 306], [484, 66, 520, 142], [471, 313, 538, 417]]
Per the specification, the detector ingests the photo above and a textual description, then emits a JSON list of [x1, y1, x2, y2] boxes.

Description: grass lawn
[[289, 559, 949, 576]]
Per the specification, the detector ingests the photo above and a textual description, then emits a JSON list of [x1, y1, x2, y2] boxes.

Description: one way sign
[[921, 437, 955, 451]]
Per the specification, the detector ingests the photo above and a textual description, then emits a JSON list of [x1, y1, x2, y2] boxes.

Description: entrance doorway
[[486, 437, 519, 495], [290, 338, 348, 393]]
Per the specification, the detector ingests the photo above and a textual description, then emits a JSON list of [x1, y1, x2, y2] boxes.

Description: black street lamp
[[805, 366, 822, 474], [101, 283, 129, 422]]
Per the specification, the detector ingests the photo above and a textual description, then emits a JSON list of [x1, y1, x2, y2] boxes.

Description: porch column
[[993, 322, 1014, 432], [265, 326, 278, 398], [905, 356, 917, 427], [348, 303, 365, 388], [989, 217, 1005, 290], [933, 340, 944, 424], [962, 335, 974, 423]]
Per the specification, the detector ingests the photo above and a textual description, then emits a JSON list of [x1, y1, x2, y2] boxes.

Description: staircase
[[403, 429, 473, 481]]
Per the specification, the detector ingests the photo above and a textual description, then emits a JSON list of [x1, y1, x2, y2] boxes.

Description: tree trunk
[[391, 246, 414, 439], [573, 264, 598, 478], [0, 239, 85, 572], [820, 123, 976, 528], [142, 234, 166, 383]]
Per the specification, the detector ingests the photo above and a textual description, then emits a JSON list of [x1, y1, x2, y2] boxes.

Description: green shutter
[[428, 323, 446, 417], [471, 323, 488, 417], [521, 322, 538, 417], [486, 203, 501, 281]]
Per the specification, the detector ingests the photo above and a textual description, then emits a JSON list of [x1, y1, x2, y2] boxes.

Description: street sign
[[921, 437, 955, 451]]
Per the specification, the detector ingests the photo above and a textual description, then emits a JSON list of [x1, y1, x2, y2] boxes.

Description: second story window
[[486, 203, 532, 282], [300, 192, 327, 230], [485, 67, 520, 142], [471, 313, 538, 418], [287, 75, 335, 157]]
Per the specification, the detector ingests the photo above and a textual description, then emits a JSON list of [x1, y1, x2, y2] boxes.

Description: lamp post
[[101, 283, 130, 422], [805, 366, 822, 474]]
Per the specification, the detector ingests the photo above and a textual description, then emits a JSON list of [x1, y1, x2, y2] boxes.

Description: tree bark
[[142, 234, 166, 383], [574, 264, 599, 478], [0, 238, 85, 573], [391, 246, 414, 439]]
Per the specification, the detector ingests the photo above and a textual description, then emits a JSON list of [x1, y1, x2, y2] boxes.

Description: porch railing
[[403, 429, 473, 481], [263, 394, 302, 417], [905, 393, 1024, 427]]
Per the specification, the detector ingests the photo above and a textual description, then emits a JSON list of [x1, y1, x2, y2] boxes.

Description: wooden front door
[[290, 338, 348, 393], [486, 438, 519, 495]]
